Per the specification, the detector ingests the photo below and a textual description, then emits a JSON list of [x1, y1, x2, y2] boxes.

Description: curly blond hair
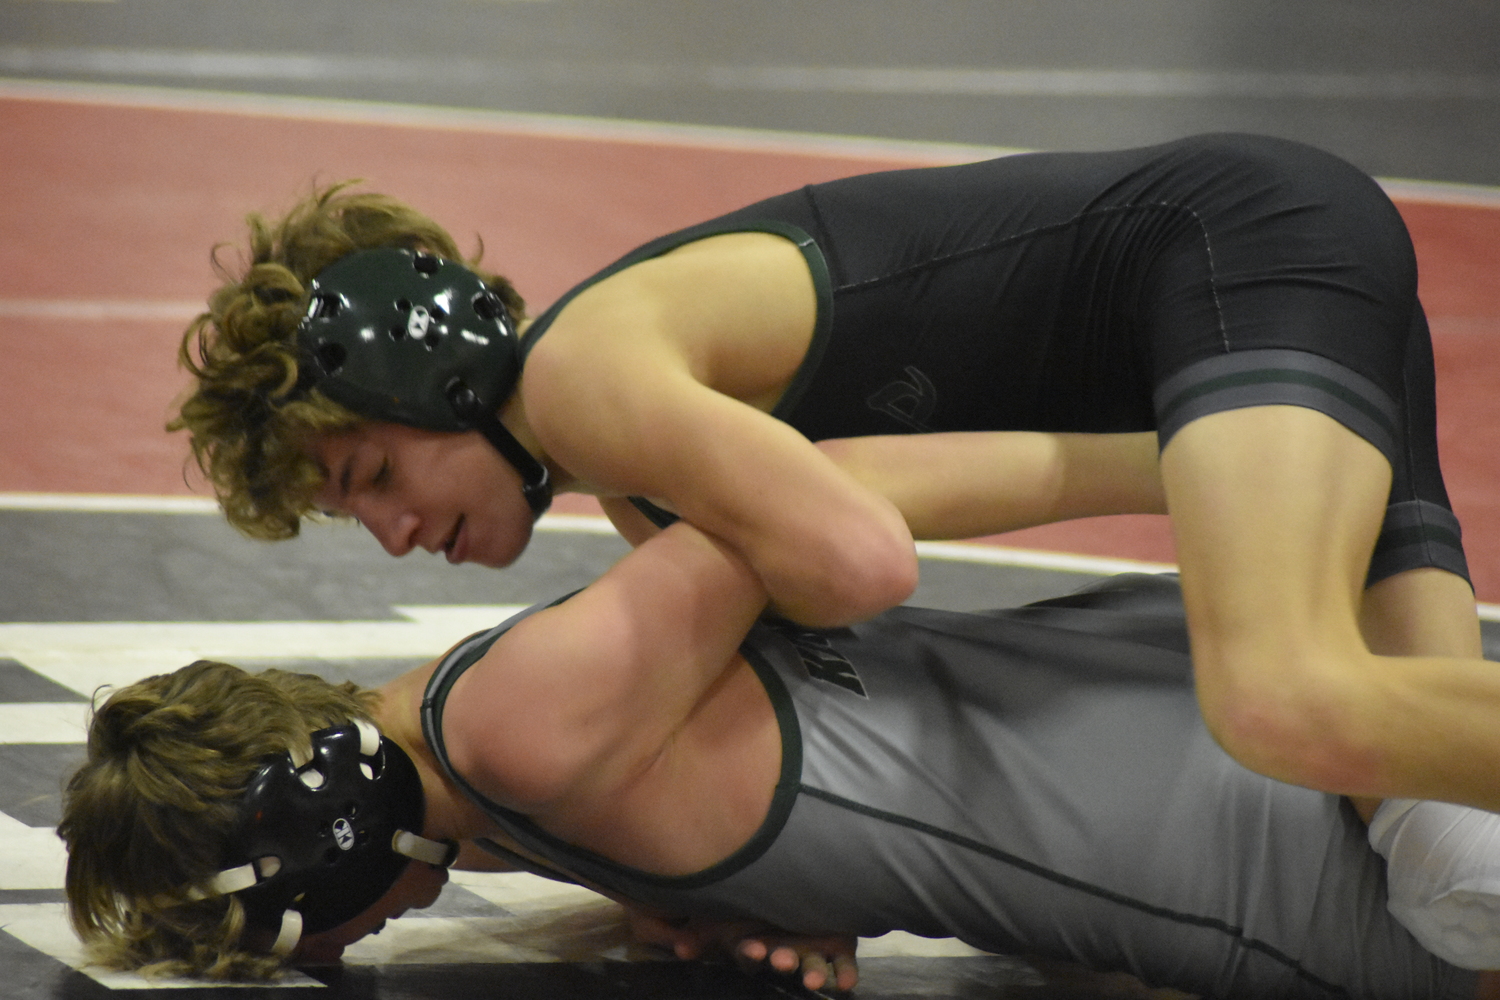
[[57, 661, 379, 980], [171, 183, 526, 540]]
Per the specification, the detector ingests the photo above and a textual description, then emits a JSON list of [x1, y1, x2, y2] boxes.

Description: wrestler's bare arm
[[437, 521, 772, 860], [817, 430, 1166, 540], [524, 235, 917, 628], [598, 431, 1166, 550], [597, 496, 661, 546]]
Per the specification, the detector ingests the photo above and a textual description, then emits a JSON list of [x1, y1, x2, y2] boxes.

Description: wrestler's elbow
[[767, 533, 918, 628]]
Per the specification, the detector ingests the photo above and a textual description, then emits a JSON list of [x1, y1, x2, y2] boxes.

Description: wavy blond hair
[[57, 661, 379, 980], [171, 182, 526, 540]]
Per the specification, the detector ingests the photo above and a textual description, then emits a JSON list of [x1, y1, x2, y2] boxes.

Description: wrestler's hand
[[626, 908, 859, 992], [734, 927, 859, 993]]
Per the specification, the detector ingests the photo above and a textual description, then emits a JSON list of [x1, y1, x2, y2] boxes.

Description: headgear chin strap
[[296, 247, 551, 517], [196, 720, 458, 956]]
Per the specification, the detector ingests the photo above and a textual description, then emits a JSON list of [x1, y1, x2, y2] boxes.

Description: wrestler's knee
[[1191, 634, 1387, 794]]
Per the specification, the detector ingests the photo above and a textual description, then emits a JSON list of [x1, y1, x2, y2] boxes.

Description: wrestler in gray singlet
[[421, 575, 1476, 999]]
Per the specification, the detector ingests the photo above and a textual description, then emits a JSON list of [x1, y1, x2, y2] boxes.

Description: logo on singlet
[[867, 366, 936, 432], [771, 622, 867, 698]]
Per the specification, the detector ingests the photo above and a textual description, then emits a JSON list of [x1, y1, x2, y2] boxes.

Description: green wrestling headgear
[[296, 247, 551, 516]]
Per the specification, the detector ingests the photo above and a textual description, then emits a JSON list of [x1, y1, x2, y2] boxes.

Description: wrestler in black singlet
[[521, 133, 1467, 586]]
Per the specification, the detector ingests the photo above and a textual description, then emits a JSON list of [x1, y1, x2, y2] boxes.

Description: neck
[[497, 387, 580, 496], [373, 664, 496, 842], [503, 317, 579, 494]]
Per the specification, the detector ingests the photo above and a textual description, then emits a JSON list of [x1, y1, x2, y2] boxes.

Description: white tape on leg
[[1369, 798, 1500, 969]]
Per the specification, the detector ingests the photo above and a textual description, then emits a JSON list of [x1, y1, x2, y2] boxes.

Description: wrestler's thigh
[[1361, 567, 1482, 659], [1158, 404, 1391, 676]]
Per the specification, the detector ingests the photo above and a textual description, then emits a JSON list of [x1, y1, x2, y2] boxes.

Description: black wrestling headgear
[[296, 247, 551, 516], [201, 720, 457, 955]]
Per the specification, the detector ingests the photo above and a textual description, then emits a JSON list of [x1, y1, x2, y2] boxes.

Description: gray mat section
[[0, 511, 1102, 622], [0, 744, 86, 829], [1, 0, 1496, 186], [0, 512, 630, 622]]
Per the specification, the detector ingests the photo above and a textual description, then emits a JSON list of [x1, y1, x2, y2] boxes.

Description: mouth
[[443, 516, 466, 564]]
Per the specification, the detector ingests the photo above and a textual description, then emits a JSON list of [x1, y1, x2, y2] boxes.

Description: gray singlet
[[421, 574, 1476, 999]]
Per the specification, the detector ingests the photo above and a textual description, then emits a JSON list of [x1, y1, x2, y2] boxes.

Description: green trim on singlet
[[517, 212, 834, 531], [1157, 367, 1399, 443], [518, 217, 833, 380], [1377, 521, 1465, 553], [420, 609, 806, 892]]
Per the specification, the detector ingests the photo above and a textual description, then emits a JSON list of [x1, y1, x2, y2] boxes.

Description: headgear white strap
[[269, 909, 304, 958], [354, 719, 382, 756], [206, 863, 258, 897], [392, 829, 459, 867]]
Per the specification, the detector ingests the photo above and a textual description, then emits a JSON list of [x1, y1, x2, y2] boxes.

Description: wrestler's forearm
[[817, 430, 1165, 540], [531, 345, 917, 628]]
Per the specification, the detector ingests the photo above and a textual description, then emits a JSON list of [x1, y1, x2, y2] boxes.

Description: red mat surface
[[3, 92, 1496, 595]]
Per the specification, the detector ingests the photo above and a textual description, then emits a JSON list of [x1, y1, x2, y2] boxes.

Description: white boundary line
[[4, 55, 1498, 102], [0, 492, 623, 532], [0, 492, 219, 513], [0, 77, 1019, 166], [914, 539, 1174, 577], [1379, 179, 1500, 209], [0, 298, 203, 321], [5, 491, 1498, 619], [3, 77, 1496, 204], [0, 493, 1145, 568]]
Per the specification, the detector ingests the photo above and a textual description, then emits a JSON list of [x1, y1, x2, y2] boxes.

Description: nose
[[353, 500, 421, 558]]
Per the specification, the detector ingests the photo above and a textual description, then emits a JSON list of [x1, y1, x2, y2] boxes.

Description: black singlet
[[521, 133, 1467, 585]]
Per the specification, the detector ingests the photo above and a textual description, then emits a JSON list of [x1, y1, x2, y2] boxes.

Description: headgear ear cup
[[199, 723, 457, 950], [297, 248, 519, 429], [296, 248, 550, 516]]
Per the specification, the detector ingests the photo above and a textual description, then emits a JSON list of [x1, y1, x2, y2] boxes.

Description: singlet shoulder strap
[[420, 595, 574, 787], [520, 211, 828, 532], [628, 496, 678, 529], [518, 216, 826, 362], [472, 837, 581, 886]]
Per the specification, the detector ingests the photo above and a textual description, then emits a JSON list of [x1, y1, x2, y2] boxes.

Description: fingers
[[768, 943, 802, 974], [639, 915, 861, 992], [624, 909, 705, 959], [736, 936, 860, 992], [787, 947, 828, 990], [830, 949, 860, 991]]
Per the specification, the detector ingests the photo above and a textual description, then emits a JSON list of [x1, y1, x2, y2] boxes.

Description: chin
[[479, 524, 534, 569]]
